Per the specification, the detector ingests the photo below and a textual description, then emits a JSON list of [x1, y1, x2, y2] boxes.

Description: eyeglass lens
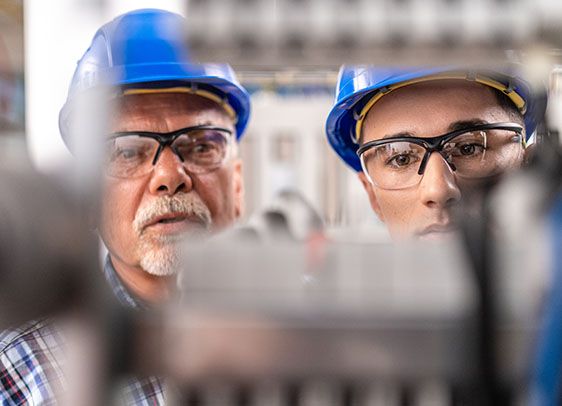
[[360, 128, 523, 190], [104, 129, 230, 178]]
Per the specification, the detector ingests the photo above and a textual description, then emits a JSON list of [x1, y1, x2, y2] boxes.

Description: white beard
[[138, 239, 180, 276], [133, 193, 212, 276]]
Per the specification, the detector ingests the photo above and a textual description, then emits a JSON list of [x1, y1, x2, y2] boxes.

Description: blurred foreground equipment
[[161, 189, 546, 406], [171, 233, 541, 405], [0, 165, 99, 329]]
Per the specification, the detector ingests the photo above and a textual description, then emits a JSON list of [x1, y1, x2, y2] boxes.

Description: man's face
[[100, 92, 243, 275], [358, 80, 524, 241]]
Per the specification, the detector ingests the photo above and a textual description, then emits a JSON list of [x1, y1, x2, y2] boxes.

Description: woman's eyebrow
[[377, 119, 490, 141], [447, 119, 489, 132], [381, 131, 416, 140]]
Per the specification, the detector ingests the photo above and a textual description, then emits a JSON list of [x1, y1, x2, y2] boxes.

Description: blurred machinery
[[170, 235, 539, 405]]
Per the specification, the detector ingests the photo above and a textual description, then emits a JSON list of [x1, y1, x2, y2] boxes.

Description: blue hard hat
[[59, 8, 251, 145], [325, 65, 545, 171]]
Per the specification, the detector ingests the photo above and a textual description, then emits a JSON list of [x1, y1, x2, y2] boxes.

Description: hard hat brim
[[59, 70, 251, 150]]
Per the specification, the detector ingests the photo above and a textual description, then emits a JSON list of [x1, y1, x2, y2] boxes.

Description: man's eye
[[111, 148, 138, 161], [119, 149, 138, 159], [107, 146, 147, 165], [192, 142, 216, 154]]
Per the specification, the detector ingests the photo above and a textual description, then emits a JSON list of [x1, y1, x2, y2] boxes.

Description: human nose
[[419, 152, 461, 209], [148, 146, 193, 196]]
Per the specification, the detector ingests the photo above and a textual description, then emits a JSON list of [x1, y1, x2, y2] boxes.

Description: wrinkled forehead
[[111, 92, 235, 133], [362, 79, 508, 142]]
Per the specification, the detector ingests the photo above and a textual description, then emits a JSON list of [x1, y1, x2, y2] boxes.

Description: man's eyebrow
[[448, 119, 489, 132], [195, 120, 234, 130]]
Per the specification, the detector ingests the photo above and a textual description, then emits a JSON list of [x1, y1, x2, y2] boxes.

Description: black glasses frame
[[108, 124, 233, 166], [357, 122, 524, 176]]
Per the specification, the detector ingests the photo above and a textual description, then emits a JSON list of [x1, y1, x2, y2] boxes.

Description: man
[[57, 8, 250, 305], [325, 66, 544, 240], [56, 8, 251, 306], [0, 9, 250, 404]]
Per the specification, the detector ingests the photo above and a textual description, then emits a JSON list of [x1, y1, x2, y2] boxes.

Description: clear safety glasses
[[104, 125, 233, 178], [357, 123, 525, 190]]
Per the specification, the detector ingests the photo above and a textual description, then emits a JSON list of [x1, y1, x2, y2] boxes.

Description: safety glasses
[[357, 123, 525, 190], [105, 125, 233, 178]]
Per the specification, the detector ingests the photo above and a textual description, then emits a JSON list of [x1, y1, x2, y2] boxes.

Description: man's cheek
[[198, 174, 228, 211]]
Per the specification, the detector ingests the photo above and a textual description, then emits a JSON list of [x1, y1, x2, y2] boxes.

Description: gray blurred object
[[0, 164, 99, 329], [170, 234, 541, 405], [0, 161, 149, 406]]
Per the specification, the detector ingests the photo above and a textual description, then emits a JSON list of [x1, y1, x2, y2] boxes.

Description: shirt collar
[[103, 255, 148, 310]]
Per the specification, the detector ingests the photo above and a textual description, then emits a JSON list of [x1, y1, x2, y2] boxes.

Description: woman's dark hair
[[493, 89, 524, 124]]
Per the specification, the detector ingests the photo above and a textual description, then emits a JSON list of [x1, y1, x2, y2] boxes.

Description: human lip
[[416, 224, 457, 241], [143, 212, 205, 234]]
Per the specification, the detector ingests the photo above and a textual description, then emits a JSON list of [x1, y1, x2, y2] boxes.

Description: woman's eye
[[387, 154, 416, 167], [456, 143, 485, 156]]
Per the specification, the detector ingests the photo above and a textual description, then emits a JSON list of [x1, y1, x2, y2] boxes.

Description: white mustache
[[133, 193, 212, 235]]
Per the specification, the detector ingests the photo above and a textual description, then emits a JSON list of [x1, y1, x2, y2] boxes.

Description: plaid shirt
[[0, 320, 65, 405], [0, 257, 166, 405]]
